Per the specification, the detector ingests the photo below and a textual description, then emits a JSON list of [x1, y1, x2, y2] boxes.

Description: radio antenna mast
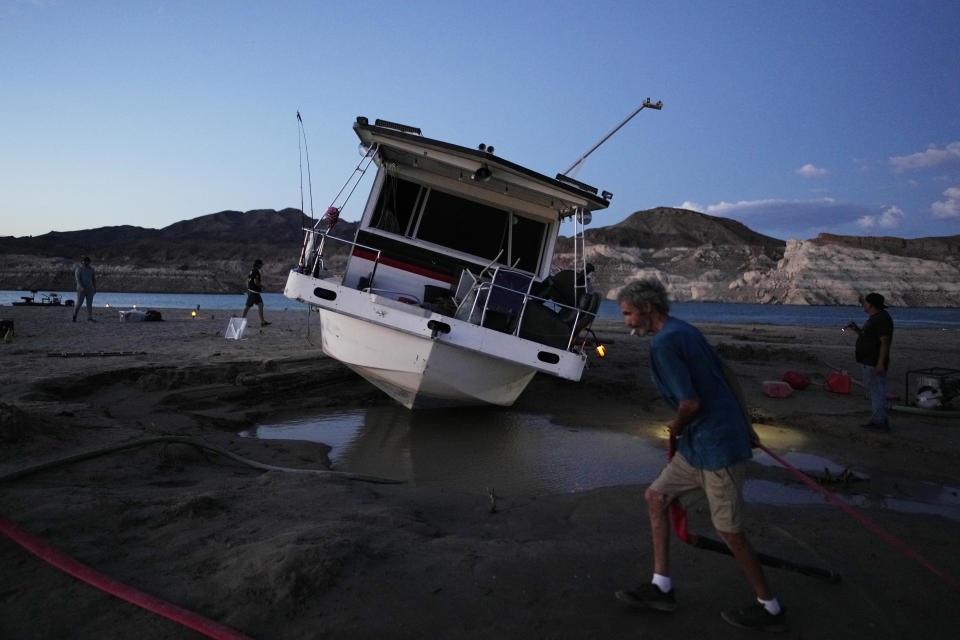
[[561, 97, 663, 177]]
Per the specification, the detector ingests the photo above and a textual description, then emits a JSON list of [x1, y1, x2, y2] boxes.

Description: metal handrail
[[459, 270, 598, 351], [300, 230, 598, 352], [299, 229, 383, 286]]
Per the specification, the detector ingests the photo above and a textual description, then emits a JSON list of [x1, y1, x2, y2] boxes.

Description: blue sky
[[2, 0, 959, 241]]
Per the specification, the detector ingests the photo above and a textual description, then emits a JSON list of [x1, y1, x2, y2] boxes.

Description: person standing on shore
[[845, 292, 893, 430], [241, 259, 270, 327], [614, 279, 786, 633], [72, 256, 97, 322]]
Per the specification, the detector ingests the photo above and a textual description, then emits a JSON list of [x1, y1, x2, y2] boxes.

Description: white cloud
[[881, 206, 905, 228], [795, 164, 828, 178], [889, 141, 960, 173], [674, 197, 889, 240], [694, 198, 836, 216], [857, 205, 904, 231], [931, 187, 960, 219]]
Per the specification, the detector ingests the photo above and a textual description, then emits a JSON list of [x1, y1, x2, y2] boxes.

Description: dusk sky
[[2, 1, 959, 241]]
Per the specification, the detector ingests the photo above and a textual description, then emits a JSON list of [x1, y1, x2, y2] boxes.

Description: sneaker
[[615, 583, 676, 612], [721, 603, 786, 633], [262, 321, 271, 326]]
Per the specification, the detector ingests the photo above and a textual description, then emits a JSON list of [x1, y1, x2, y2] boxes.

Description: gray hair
[[617, 278, 671, 315]]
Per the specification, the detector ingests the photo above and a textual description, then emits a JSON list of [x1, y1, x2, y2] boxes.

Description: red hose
[[757, 444, 960, 592], [0, 513, 253, 640]]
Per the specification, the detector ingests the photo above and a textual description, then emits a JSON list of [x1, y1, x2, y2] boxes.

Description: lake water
[[4, 289, 959, 329], [0, 290, 306, 313]]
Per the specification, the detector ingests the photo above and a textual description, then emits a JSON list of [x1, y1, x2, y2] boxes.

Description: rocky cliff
[[3, 207, 959, 307], [726, 238, 960, 306], [554, 208, 960, 307]]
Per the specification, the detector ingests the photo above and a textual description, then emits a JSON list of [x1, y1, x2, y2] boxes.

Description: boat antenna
[[297, 111, 316, 226], [560, 97, 663, 178]]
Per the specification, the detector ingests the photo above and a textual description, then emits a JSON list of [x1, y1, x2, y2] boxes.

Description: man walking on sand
[[72, 256, 97, 322], [614, 279, 786, 632], [241, 259, 270, 327], [846, 292, 893, 430]]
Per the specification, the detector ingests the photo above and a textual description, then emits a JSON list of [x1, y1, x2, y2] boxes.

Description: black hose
[[0, 435, 405, 485], [688, 533, 841, 583]]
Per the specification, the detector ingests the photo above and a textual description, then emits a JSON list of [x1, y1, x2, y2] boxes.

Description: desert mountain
[[0, 209, 357, 294], [2, 207, 959, 306], [568, 207, 784, 250]]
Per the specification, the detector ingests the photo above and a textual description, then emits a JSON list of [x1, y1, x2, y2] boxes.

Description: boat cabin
[[301, 117, 610, 349]]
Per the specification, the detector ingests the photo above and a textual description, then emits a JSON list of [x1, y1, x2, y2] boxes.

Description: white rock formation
[[566, 239, 960, 307]]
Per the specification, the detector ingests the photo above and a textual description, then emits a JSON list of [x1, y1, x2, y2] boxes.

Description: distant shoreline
[[3, 290, 959, 329]]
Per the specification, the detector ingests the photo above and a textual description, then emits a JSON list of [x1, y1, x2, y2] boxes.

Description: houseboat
[[284, 117, 609, 408]]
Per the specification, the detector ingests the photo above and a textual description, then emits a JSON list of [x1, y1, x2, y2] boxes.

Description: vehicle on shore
[[284, 117, 610, 408], [11, 291, 73, 307]]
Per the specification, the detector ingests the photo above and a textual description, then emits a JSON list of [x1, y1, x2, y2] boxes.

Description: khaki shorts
[[649, 452, 746, 533]]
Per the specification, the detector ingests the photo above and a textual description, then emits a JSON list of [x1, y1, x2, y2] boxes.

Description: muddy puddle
[[241, 407, 960, 521], [242, 405, 667, 496]]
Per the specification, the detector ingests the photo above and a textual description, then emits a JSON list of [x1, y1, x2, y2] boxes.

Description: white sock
[[652, 573, 672, 593], [758, 596, 781, 615]]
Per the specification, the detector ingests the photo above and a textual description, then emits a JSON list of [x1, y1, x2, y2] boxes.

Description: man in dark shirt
[[846, 292, 893, 429], [242, 259, 270, 327]]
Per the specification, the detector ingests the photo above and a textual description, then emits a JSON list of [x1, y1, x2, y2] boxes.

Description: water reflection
[[744, 480, 870, 508], [752, 450, 867, 477], [244, 405, 666, 496], [751, 451, 960, 521]]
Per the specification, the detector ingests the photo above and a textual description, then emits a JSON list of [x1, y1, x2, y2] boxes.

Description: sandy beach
[[1, 304, 959, 639]]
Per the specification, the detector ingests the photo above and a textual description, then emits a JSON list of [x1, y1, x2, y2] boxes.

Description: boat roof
[[354, 117, 611, 215]]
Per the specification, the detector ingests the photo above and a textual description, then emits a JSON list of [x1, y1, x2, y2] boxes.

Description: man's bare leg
[[717, 530, 771, 600], [646, 487, 672, 577]]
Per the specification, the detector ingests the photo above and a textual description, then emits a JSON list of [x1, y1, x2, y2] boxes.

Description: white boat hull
[[285, 270, 585, 409], [321, 310, 536, 408]]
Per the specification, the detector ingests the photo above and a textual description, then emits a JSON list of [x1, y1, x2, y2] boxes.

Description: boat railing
[[298, 228, 598, 352], [299, 228, 384, 287], [455, 267, 599, 352]]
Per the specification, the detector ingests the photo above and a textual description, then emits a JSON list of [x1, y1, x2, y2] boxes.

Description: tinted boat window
[[510, 214, 546, 272], [417, 189, 510, 263], [372, 175, 421, 235]]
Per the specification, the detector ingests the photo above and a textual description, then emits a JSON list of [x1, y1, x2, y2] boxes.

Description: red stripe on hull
[[352, 247, 454, 284]]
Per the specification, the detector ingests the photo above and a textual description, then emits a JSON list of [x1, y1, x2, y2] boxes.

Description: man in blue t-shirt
[[614, 279, 785, 633]]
